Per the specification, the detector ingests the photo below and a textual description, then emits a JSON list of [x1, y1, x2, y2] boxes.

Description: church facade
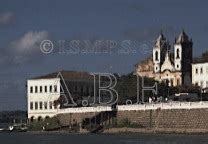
[[135, 31, 193, 87]]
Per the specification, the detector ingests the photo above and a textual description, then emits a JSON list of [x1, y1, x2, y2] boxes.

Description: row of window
[[30, 85, 57, 93], [195, 81, 208, 87], [195, 67, 208, 75], [30, 101, 57, 110], [154, 49, 180, 61]]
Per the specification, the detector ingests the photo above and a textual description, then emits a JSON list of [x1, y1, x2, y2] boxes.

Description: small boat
[[0, 124, 28, 132], [10, 124, 28, 132], [0, 128, 4, 131]]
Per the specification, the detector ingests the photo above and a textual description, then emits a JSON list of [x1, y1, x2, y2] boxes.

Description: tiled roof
[[30, 70, 94, 80]]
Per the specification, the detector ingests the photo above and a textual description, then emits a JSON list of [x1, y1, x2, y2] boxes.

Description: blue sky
[[0, 0, 208, 110]]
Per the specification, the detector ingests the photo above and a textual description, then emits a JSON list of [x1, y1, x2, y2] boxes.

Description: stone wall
[[117, 108, 208, 132], [57, 112, 97, 126], [57, 108, 208, 133]]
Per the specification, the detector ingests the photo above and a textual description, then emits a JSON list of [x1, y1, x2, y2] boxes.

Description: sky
[[0, 0, 208, 110]]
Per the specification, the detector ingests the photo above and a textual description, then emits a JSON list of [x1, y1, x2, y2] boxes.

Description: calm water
[[0, 132, 208, 144]]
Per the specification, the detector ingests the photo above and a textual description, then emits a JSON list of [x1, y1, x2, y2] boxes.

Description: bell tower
[[174, 30, 193, 85], [153, 31, 168, 73]]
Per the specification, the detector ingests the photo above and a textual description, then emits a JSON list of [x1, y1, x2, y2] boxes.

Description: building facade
[[27, 71, 96, 121], [192, 62, 208, 89], [135, 30, 193, 86], [27, 78, 60, 121]]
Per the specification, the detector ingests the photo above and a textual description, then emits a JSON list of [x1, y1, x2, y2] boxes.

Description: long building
[[27, 71, 96, 121]]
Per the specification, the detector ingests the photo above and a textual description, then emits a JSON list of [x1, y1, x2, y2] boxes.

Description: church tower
[[153, 31, 168, 73], [174, 30, 193, 85]]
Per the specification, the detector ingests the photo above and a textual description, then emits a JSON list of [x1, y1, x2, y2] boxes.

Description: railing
[[58, 106, 112, 114], [118, 101, 208, 111], [57, 101, 208, 114]]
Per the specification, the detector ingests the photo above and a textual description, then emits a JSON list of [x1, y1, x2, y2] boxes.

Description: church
[[135, 30, 193, 87]]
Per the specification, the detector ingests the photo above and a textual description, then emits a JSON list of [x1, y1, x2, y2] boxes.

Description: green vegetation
[[115, 72, 168, 104], [28, 116, 61, 131], [194, 51, 208, 63], [115, 72, 201, 103]]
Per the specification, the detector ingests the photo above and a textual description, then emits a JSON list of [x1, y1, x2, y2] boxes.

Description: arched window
[[155, 51, 158, 61], [176, 78, 181, 86], [37, 116, 42, 122], [45, 116, 50, 120], [176, 49, 180, 59], [30, 116, 35, 123]]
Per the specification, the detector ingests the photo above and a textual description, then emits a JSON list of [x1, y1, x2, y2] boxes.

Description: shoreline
[[22, 127, 208, 134]]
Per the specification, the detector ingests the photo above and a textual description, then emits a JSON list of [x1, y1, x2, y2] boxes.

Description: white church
[[135, 30, 193, 87]]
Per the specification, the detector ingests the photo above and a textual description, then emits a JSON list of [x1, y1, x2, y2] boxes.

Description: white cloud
[[7, 31, 49, 64], [0, 12, 15, 25], [11, 31, 49, 54]]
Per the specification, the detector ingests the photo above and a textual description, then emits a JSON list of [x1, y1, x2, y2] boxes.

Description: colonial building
[[27, 71, 97, 121], [135, 30, 193, 86], [192, 62, 208, 89]]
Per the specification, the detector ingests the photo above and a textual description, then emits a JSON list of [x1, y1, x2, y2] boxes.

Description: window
[[45, 86, 47, 92], [195, 82, 198, 86], [40, 86, 42, 93], [50, 85, 52, 92], [200, 67, 203, 74], [54, 103, 57, 109], [177, 79, 180, 86], [39, 102, 43, 110], [54, 85, 57, 92], [206, 81, 208, 87], [196, 68, 198, 74], [44, 102, 47, 109], [49, 102, 53, 109], [176, 49, 180, 59], [155, 51, 158, 61], [35, 86, 38, 93], [35, 102, 38, 110], [30, 86, 33, 93], [170, 79, 173, 86], [30, 102, 33, 110]]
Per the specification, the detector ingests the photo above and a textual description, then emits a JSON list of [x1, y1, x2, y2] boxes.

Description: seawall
[[57, 102, 208, 133]]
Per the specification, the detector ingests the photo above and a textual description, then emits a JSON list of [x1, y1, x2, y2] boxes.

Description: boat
[[0, 124, 28, 132]]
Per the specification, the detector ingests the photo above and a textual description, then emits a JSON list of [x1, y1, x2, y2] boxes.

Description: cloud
[[2, 31, 49, 65], [0, 12, 15, 25], [10, 31, 49, 54]]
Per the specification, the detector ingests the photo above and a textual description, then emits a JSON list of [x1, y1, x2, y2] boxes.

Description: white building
[[27, 78, 61, 121], [27, 71, 96, 122], [192, 62, 208, 89]]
